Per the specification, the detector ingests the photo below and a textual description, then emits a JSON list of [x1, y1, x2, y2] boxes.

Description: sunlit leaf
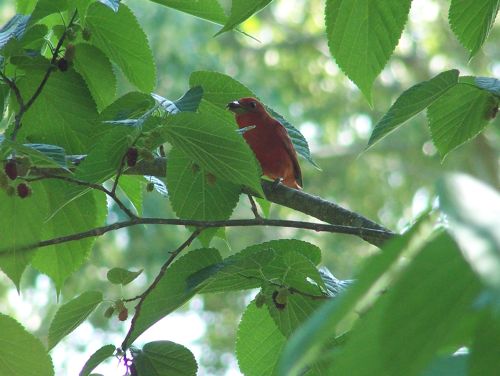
[[132, 341, 197, 376], [79, 344, 116, 376], [216, 0, 272, 35]]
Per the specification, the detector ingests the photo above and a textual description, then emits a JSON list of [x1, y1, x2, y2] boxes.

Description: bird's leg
[[271, 177, 283, 190], [247, 194, 262, 219]]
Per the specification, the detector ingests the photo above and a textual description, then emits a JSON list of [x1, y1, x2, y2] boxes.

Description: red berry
[[126, 148, 138, 167], [4, 160, 18, 180], [17, 183, 31, 198]]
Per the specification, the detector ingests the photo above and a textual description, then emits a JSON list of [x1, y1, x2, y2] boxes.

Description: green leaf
[[469, 311, 500, 376], [438, 174, 500, 291], [2, 139, 68, 169], [149, 0, 227, 25], [189, 70, 319, 169], [263, 285, 323, 337], [0, 313, 54, 376], [449, 0, 500, 57], [86, 2, 156, 92], [32, 184, 107, 291], [474, 76, 500, 96], [107, 267, 143, 285], [167, 147, 240, 244], [0, 181, 50, 287], [29, 0, 68, 25], [236, 301, 286, 376], [278, 217, 433, 376], [367, 70, 459, 148], [118, 175, 145, 215], [79, 344, 116, 376], [162, 110, 263, 195], [216, 0, 273, 35], [16, 67, 99, 154], [0, 15, 30, 50], [153, 86, 204, 114], [421, 354, 468, 376], [73, 43, 117, 112], [48, 291, 103, 350], [378, 232, 481, 376], [196, 239, 322, 293], [123, 248, 222, 347], [325, 0, 412, 102], [427, 83, 496, 159], [132, 341, 198, 376]]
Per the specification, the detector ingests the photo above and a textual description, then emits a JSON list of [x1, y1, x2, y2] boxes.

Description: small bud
[[255, 292, 265, 308], [17, 183, 31, 198], [118, 307, 128, 321], [126, 147, 138, 167], [146, 182, 155, 192], [206, 172, 216, 186], [64, 44, 76, 62], [57, 58, 69, 72], [82, 28, 92, 41], [272, 290, 287, 310], [104, 306, 115, 318], [4, 160, 18, 180], [5, 185, 15, 196]]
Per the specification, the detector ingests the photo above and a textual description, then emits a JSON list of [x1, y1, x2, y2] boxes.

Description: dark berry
[[57, 58, 69, 72], [118, 307, 128, 321], [4, 160, 18, 180], [146, 182, 155, 192], [126, 147, 138, 167], [17, 183, 31, 198]]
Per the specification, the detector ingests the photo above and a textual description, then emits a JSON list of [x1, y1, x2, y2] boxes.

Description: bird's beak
[[227, 100, 244, 113]]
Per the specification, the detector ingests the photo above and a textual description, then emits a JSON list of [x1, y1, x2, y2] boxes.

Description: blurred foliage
[[0, 0, 498, 374]]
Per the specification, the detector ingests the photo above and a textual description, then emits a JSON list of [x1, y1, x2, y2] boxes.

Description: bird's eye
[[250, 101, 257, 109]]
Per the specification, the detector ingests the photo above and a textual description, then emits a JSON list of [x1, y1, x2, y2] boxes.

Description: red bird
[[227, 97, 302, 189]]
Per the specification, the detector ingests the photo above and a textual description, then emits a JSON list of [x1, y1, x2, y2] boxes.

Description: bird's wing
[[274, 119, 303, 187]]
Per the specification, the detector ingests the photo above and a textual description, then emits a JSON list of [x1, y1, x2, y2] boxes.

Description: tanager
[[227, 97, 302, 189]]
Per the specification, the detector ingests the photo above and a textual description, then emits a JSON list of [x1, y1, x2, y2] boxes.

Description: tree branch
[[122, 229, 202, 349], [1, 217, 394, 254]]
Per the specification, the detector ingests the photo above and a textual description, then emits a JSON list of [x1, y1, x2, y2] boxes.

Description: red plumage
[[228, 97, 302, 189]]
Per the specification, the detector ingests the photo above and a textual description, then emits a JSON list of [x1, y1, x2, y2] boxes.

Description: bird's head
[[227, 97, 265, 115]]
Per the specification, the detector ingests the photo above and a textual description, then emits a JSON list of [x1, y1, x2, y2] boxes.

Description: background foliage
[[0, 0, 499, 375]]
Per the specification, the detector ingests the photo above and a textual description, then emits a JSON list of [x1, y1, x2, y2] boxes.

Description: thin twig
[[1, 217, 396, 254], [0, 71, 24, 108], [33, 172, 137, 219], [122, 229, 202, 348], [247, 194, 262, 219]]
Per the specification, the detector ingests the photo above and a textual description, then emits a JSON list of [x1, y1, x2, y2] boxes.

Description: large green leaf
[[48, 291, 103, 350], [367, 70, 459, 148], [1, 139, 68, 169], [162, 110, 263, 195], [32, 183, 106, 291], [449, 0, 500, 57], [79, 344, 116, 376], [123, 248, 222, 347], [196, 239, 322, 293], [189, 70, 319, 169], [107, 267, 143, 286], [149, 0, 227, 25], [86, 2, 156, 92], [216, 0, 273, 35], [167, 147, 240, 244], [15, 67, 99, 154], [0, 181, 50, 287], [421, 354, 468, 376], [132, 341, 198, 376], [438, 174, 500, 291], [469, 311, 500, 376], [73, 43, 117, 112], [325, 0, 411, 102], [236, 301, 286, 376], [0, 313, 54, 376], [427, 83, 496, 159], [29, 0, 68, 25], [278, 217, 433, 376]]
